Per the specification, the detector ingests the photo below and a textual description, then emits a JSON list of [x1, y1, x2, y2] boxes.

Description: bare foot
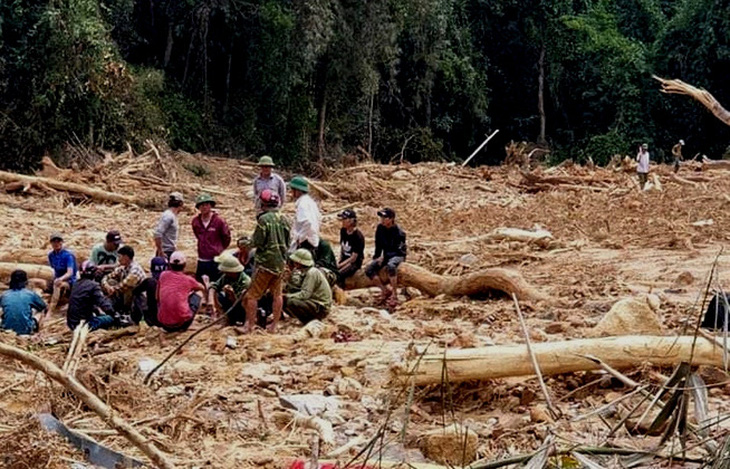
[[266, 322, 278, 333]]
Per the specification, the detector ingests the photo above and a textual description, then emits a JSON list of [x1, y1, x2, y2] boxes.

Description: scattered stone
[[544, 322, 566, 334], [592, 294, 663, 337], [674, 271, 695, 287], [529, 329, 548, 342], [459, 253, 479, 266], [419, 423, 478, 465], [225, 336, 238, 349], [279, 394, 340, 417], [336, 377, 363, 399], [529, 404, 553, 423], [520, 388, 537, 406]]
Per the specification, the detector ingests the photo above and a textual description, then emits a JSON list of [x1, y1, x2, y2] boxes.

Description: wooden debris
[[344, 263, 551, 303], [0, 170, 147, 206], [0, 342, 176, 469], [0, 262, 54, 281], [394, 336, 726, 386]]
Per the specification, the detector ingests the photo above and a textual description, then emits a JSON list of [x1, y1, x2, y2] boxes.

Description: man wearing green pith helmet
[[253, 156, 286, 214], [289, 175, 322, 254]]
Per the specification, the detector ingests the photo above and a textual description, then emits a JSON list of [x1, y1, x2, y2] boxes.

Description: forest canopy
[[1, 0, 729, 171]]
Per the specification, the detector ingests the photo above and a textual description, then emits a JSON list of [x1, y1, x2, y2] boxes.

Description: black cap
[[337, 209, 357, 220], [377, 208, 396, 218], [106, 230, 122, 243]]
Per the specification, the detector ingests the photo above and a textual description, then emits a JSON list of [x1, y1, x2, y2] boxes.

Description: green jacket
[[315, 239, 338, 274], [211, 271, 251, 296], [253, 210, 291, 274], [287, 267, 332, 309]]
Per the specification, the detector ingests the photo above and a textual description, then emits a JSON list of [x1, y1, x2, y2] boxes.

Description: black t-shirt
[[339, 228, 365, 268]]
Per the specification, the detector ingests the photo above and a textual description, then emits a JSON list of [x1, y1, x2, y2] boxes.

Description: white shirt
[[291, 194, 321, 250], [637, 150, 650, 173]]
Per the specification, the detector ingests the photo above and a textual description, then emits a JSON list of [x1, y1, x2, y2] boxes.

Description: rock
[[592, 294, 663, 337], [419, 424, 478, 465], [529, 404, 553, 423], [336, 377, 363, 399], [529, 328, 548, 342], [459, 253, 479, 266], [544, 322, 566, 334], [520, 388, 537, 406], [279, 394, 340, 417], [674, 271, 695, 287]]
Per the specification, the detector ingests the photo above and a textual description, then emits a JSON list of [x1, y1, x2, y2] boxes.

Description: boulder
[[592, 294, 663, 337], [418, 423, 478, 465]]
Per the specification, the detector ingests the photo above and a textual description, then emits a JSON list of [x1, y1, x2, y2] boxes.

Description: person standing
[[289, 176, 321, 253], [154, 192, 184, 259], [337, 209, 365, 286], [47, 232, 78, 301], [89, 230, 123, 277], [636, 143, 650, 188], [365, 208, 407, 308], [1, 270, 48, 335], [253, 156, 286, 213], [672, 139, 685, 174], [243, 190, 290, 333], [191, 193, 231, 282]]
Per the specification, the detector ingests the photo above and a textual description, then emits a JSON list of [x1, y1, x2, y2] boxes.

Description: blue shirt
[[1, 289, 47, 335], [48, 249, 78, 285]]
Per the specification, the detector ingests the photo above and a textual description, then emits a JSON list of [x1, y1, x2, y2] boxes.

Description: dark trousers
[[219, 292, 246, 326], [337, 263, 361, 287], [284, 297, 328, 325], [196, 260, 221, 283], [638, 172, 648, 187]]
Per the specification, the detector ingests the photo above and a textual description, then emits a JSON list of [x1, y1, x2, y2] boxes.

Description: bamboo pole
[[0, 342, 176, 469], [394, 336, 725, 386]]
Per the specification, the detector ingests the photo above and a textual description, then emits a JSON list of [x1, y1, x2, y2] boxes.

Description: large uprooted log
[[0, 170, 149, 207], [394, 335, 724, 386], [344, 263, 550, 303], [0, 262, 54, 282]]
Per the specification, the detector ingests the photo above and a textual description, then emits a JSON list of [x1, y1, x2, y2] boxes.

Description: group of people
[[635, 139, 685, 187], [1, 156, 408, 337]]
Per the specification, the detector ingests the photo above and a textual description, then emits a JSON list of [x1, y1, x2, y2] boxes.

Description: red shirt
[[191, 212, 231, 261], [157, 271, 201, 327]]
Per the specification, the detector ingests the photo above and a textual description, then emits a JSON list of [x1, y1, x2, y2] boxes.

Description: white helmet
[[679, 139, 685, 145]]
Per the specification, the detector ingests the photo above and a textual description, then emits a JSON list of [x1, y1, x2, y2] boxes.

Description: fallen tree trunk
[[0, 170, 145, 206], [701, 156, 730, 171], [421, 227, 554, 249], [344, 263, 550, 303], [394, 335, 724, 386], [0, 262, 54, 281], [0, 342, 176, 469]]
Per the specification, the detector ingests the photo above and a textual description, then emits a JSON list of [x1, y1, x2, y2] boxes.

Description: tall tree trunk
[[368, 91, 375, 158], [537, 44, 547, 145], [164, 21, 174, 68], [224, 42, 233, 117], [317, 93, 327, 160]]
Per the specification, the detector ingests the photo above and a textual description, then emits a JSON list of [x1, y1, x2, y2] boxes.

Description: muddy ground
[[2, 152, 730, 468]]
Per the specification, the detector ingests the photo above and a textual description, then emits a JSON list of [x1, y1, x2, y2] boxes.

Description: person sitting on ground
[[230, 235, 256, 277], [0, 270, 48, 335], [337, 209, 365, 287], [89, 230, 123, 278], [289, 176, 321, 253], [154, 192, 184, 259], [253, 156, 286, 214], [192, 193, 231, 283], [47, 232, 78, 298], [67, 262, 116, 331], [132, 256, 168, 326], [365, 208, 407, 307], [314, 238, 339, 286], [206, 254, 251, 325], [101, 245, 146, 322], [672, 139, 685, 174], [155, 252, 206, 332], [283, 249, 332, 325], [243, 189, 290, 333]]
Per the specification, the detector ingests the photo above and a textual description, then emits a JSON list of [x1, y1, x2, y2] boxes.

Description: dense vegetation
[[1, 0, 729, 171]]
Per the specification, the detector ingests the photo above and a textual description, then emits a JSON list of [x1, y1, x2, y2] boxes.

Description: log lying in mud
[[344, 262, 550, 303], [0, 262, 54, 282], [0, 170, 146, 206], [394, 335, 724, 386]]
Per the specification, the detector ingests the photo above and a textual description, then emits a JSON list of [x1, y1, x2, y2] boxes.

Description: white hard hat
[[679, 139, 685, 145]]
